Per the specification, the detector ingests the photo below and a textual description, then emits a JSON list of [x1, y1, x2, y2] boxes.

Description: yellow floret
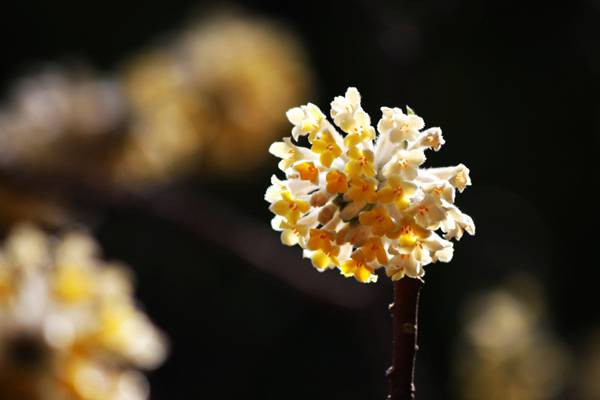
[[54, 265, 93, 303], [326, 170, 348, 193], [311, 131, 342, 167], [345, 147, 375, 177], [346, 177, 377, 203], [294, 161, 319, 184]]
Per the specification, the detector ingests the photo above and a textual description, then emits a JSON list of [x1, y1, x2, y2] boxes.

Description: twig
[[386, 278, 422, 400], [138, 189, 379, 309]]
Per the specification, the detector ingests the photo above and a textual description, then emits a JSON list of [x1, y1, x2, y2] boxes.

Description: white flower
[[382, 148, 426, 180], [377, 106, 425, 143], [330, 87, 373, 134], [421, 164, 472, 192], [441, 205, 476, 240], [266, 87, 474, 282], [388, 249, 425, 280], [412, 194, 448, 229], [414, 127, 445, 151], [286, 103, 326, 140], [268, 137, 317, 171]]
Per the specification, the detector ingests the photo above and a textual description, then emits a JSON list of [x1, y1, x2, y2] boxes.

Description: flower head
[[109, 12, 312, 186], [266, 87, 474, 283], [0, 224, 167, 400], [455, 279, 569, 400]]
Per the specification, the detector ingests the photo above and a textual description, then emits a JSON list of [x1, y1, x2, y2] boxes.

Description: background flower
[[453, 275, 569, 400], [0, 224, 167, 400], [108, 12, 312, 186]]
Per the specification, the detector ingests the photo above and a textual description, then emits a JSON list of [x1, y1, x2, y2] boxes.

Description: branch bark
[[386, 278, 422, 400]]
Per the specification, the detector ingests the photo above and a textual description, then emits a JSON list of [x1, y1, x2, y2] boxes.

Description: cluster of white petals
[[266, 87, 474, 283], [0, 224, 167, 400]]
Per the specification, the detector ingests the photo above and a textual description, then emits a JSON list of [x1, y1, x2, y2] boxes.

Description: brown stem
[[386, 278, 422, 400]]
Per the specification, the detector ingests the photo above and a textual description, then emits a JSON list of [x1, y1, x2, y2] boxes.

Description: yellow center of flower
[[340, 250, 375, 282], [361, 237, 388, 264], [54, 265, 93, 303], [451, 170, 467, 190], [376, 177, 415, 210], [272, 191, 310, 225], [359, 207, 395, 236], [294, 162, 319, 184], [399, 231, 418, 247], [312, 131, 342, 167], [345, 147, 375, 177], [326, 170, 348, 193], [346, 177, 377, 203], [302, 120, 320, 138], [307, 229, 340, 270], [391, 222, 429, 248]]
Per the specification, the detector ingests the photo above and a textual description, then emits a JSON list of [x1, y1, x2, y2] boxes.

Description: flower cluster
[[455, 282, 568, 400], [0, 225, 166, 400], [0, 12, 311, 194], [110, 12, 311, 185], [266, 88, 474, 283], [0, 66, 124, 170], [0, 66, 123, 229]]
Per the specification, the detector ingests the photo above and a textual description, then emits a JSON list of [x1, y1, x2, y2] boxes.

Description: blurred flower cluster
[[266, 87, 474, 283], [0, 9, 313, 397], [0, 224, 166, 400], [0, 11, 312, 226], [576, 329, 600, 399], [0, 67, 124, 227], [453, 276, 569, 400], [0, 67, 124, 172], [112, 13, 311, 184]]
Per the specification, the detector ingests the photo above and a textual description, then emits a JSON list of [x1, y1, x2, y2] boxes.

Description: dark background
[[1, 0, 598, 398]]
